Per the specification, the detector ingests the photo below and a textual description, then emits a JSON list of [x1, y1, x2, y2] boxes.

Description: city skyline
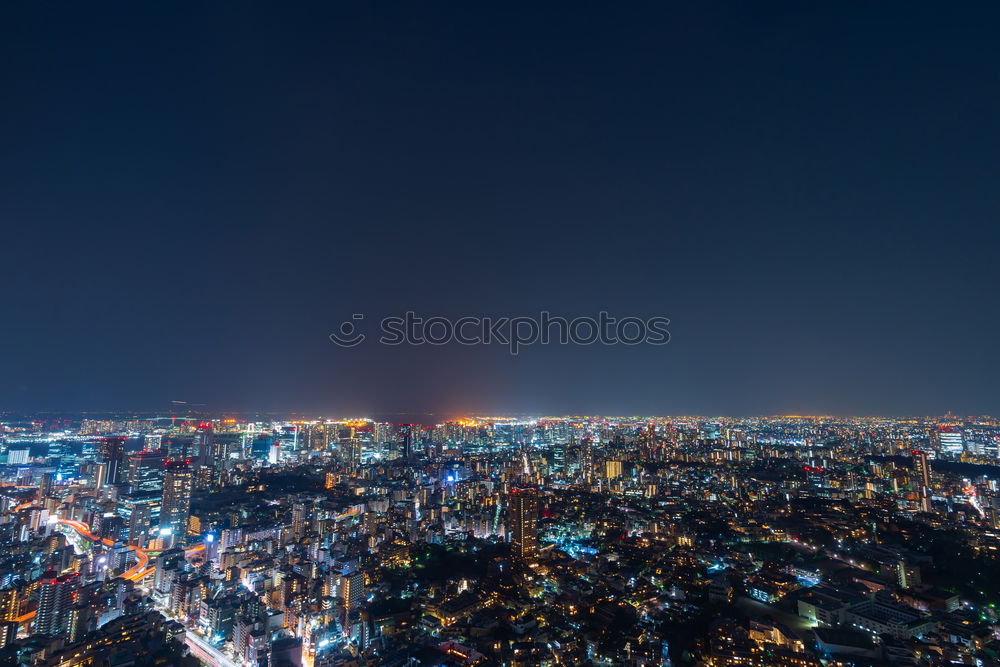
[[2, 412, 999, 664], [3, 2, 1000, 665]]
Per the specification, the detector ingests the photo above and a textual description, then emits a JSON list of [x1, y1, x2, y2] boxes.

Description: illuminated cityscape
[[4, 0, 1000, 665], [0, 414, 999, 665]]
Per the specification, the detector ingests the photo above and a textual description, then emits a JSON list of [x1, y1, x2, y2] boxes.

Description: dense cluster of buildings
[[0, 413, 999, 666]]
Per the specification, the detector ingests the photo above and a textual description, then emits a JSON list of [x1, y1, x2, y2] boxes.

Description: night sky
[[2, 2, 998, 416]]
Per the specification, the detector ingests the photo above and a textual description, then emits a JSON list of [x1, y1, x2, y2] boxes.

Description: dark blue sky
[[1, 2, 998, 416]]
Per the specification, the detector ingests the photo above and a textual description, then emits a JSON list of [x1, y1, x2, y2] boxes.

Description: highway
[[185, 629, 240, 667], [56, 518, 150, 580], [56, 518, 204, 581]]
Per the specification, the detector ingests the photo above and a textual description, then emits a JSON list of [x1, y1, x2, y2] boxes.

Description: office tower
[[302, 422, 330, 452], [39, 472, 54, 497], [204, 532, 219, 563], [508, 489, 539, 561], [127, 449, 166, 494], [278, 425, 298, 458], [98, 514, 126, 541], [35, 571, 79, 636], [344, 438, 361, 473], [580, 437, 594, 482], [159, 462, 193, 537], [550, 443, 566, 475], [6, 448, 29, 465], [912, 450, 931, 489], [94, 462, 109, 489], [128, 503, 152, 546], [340, 571, 364, 610], [605, 460, 623, 479], [195, 426, 216, 469], [99, 437, 126, 485], [399, 426, 413, 460], [937, 429, 964, 455], [374, 422, 395, 456]]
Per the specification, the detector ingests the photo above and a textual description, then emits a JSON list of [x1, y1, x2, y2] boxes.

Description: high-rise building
[[128, 503, 152, 546], [579, 438, 594, 482], [508, 489, 538, 561], [99, 437, 126, 486], [549, 444, 566, 475], [195, 425, 216, 468], [6, 448, 29, 465], [127, 449, 166, 495], [0, 587, 20, 622], [912, 450, 931, 489], [340, 571, 364, 610], [159, 462, 193, 537], [291, 502, 311, 541], [35, 571, 79, 636], [39, 472, 55, 497], [937, 429, 964, 456], [399, 426, 414, 460], [344, 439, 361, 472]]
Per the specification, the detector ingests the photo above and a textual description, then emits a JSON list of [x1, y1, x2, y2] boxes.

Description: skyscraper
[[508, 489, 539, 561], [937, 429, 964, 456], [127, 449, 166, 494], [291, 502, 311, 541], [340, 571, 364, 610], [399, 425, 413, 460], [35, 571, 79, 636], [159, 461, 193, 537], [912, 450, 931, 489], [128, 503, 152, 546], [195, 425, 216, 469], [99, 437, 126, 486]]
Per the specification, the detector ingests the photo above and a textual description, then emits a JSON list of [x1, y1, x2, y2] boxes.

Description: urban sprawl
[[1, 414, 999, 666]]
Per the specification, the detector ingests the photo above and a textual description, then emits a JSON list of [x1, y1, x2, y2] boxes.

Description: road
[[185, 629, 240, 667], [57, 518, 150, 580], [56, 518, 204, 581]]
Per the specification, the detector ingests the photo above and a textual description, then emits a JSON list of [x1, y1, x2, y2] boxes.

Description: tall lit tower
[[340, 571, 364, 610], [35, 571, 78, 636], [99, 437, 126, 486], [912, 450, 931, 488], [127, 449, 166, 494], [508, 489, 539, 561], [195, 423, 216, 468], [159, 461, 193, 537], [399, 425, 414, 460]]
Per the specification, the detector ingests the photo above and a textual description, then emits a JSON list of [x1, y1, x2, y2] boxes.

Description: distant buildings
[[2, 413, 999, 666]]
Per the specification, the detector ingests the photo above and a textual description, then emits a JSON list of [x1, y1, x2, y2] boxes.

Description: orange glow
[[56, 518, 204, 582], [13, 610, 35, 624]]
